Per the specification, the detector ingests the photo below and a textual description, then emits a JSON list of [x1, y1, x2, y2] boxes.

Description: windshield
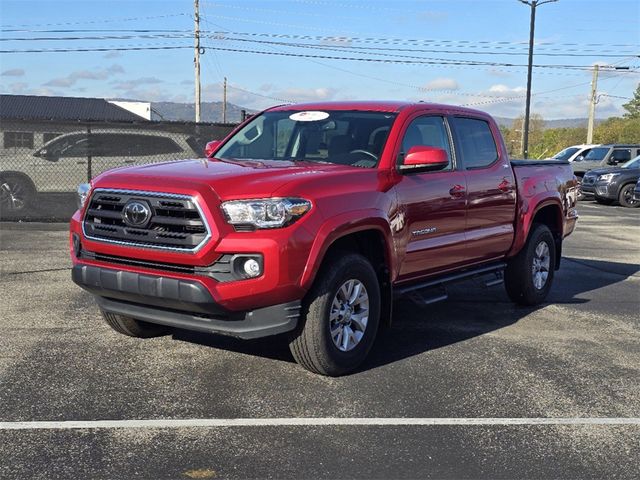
[[215, 110, 397, 168], [552, 147, 579, 161], [621, 156, 640, 169], [583, 147, 609, 161]]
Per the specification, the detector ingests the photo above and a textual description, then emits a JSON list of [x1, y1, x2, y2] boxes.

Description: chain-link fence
[[0, 120, 236, 221]]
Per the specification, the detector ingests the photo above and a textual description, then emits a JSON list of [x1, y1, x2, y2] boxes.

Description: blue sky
[[1, 0, 638, 119]]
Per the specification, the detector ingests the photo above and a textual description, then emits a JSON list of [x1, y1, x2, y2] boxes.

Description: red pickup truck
[[70, 101, 578, 376]]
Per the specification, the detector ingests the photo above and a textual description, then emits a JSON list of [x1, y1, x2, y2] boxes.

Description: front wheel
[[289, 253, 381, 376], [0, 174, 35, 214], [618, 184, 640, 208], [504, 224, 556, 306]]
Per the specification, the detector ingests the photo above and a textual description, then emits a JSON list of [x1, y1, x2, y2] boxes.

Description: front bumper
[[580, 182, 595, 196], [72, 264, 301, 339], [593, 182, 616, 200]]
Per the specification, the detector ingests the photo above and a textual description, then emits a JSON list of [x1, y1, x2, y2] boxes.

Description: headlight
[[597, 173, 619, 182], [221, 198, 312, 229], [77, 183, 91, 209]]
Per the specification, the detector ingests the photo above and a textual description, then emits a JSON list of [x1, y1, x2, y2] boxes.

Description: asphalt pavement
[[0, 201, 638, 479]]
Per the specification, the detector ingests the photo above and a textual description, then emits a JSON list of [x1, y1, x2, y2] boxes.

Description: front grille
[[83, 189, 210, 251]]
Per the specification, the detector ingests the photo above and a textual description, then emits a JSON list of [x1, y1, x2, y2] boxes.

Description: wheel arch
[[301, 216, 395, 327], [530, 202, 563, 270]]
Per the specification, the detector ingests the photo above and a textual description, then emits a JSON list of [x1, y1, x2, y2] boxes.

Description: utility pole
[[518, 0, 557, 159], [586, 65, 629, 143], [587, 64, 599, 144], [223, 77, 227, 123], [194, 0, 201, 123]]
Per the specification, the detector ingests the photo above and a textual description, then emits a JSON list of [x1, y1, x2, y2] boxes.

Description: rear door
[[394, 114, 468, 279], [448, 116, 516, 264]]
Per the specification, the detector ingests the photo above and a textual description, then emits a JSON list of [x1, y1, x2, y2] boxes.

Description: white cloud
[[488, 84, 526, 94], [274, 87, 337, 103], [1, 68, 25, 77], [424, 77, 459, 91], [112, 77, 163, 91], [8, 82, 28, 93], [44, 64, 125, 87]]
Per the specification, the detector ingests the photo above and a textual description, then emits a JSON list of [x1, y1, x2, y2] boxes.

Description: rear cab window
[[448, 117, 498, 169]]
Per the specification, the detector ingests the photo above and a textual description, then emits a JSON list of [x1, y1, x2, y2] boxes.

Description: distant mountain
[[493, 117, 602, 129], [151, 101, 255, 123]]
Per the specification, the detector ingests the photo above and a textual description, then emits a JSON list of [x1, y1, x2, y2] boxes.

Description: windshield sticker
[[289, 111, 330, 122]]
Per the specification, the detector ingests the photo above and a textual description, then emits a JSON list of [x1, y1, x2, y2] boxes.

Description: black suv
[[581, 155, 640, 208]]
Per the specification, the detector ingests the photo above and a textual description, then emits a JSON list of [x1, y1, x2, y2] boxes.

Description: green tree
[[622, 83, 640, 119]]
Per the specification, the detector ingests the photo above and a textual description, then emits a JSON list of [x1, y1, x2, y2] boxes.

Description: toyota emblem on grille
[[122, 200, 151, 227]]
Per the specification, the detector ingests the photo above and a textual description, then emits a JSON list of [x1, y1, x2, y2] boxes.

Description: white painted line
[[1, 417, 639, 430]]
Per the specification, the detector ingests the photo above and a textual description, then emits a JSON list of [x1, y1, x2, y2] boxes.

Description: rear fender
[[508, 196, 563, 258]]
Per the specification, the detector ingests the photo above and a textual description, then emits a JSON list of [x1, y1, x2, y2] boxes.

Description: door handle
[[76, 161, 86, 165], [449, 184, 466, 198], [124, 160, 136, 164]]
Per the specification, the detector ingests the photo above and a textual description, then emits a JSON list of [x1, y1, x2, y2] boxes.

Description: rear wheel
[[101, 310, 169, 338], [505, 224, 556, 306], [289, 253, 380, 376], [0, 173, 35, 214], [618, 183, 640, 208]]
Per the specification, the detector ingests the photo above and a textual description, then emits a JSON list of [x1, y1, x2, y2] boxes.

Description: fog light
[[243, 258, 261, 277], [72, 233, 81, 257]]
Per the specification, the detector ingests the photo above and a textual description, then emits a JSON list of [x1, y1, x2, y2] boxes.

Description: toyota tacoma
[[70, 101, 579, 376]]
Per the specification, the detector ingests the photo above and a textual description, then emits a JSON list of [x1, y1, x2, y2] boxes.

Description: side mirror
[[399, 146, 449, 172], [204, 140, 222, 157], [574, 155, 584, 162]]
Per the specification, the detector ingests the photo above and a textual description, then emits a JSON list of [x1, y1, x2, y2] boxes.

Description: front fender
[[299, 209, 395, 290]]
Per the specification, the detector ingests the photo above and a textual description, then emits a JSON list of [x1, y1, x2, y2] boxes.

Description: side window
[[53, 135, 88, 158], [449, 117, 498, 169], [611, 149, 631, 163], [398, 116, 452, 170]]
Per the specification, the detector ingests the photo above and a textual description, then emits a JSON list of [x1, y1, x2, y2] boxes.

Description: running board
[[394, 262, 506, 299]]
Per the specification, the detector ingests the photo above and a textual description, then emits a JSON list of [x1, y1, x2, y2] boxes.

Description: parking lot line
[[1, 417, 639, 430]]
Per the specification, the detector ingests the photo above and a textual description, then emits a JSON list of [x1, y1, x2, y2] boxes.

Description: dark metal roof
[[0, 94, 147, 122]]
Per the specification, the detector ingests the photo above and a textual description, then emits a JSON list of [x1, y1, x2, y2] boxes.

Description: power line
[[0, 13, 189, 29], [0, 45, 192, 54], [197, 44, 634, 71]]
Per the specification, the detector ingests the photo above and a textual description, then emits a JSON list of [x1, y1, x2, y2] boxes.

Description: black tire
[[618, 183, 640, 208], [0, 173, 36, 214], [289, 253, 381, 376], [504, 224, 556, 306], [101, 309, 169, 338], [595, 197, 614, 205]]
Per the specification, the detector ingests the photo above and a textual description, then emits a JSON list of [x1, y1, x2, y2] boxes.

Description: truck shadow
[[172, 257, 639, 371]]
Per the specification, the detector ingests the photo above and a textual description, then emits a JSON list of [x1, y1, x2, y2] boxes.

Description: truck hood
[[92, 157, 362, 199]]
